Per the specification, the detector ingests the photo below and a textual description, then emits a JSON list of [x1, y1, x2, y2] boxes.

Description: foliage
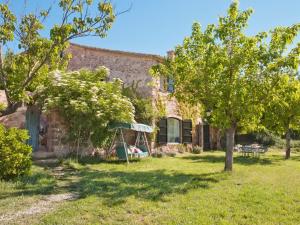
[[263, 75, 300, 157], [43, 68, 134, 148], [177, 144, 188, 153], [0, 124, 32, 180], [122, 81, 167, 142], [122, 81, 155, 124], [0, 0, 116, 116], [151, 1, 300, 170], [152, 151, 166, 158], [178, 101, 203, 125], [192, 146, 203, 154], [166, 151, 176, 157]]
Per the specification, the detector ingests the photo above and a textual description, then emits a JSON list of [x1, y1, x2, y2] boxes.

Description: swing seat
[[137, 151, 149, 158], [137, 145, 149, 153], [116, 144, 148, 160], [116, 144, 133, 160]]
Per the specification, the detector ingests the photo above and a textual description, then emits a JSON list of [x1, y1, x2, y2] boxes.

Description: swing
[[108, 122, 153, 164]]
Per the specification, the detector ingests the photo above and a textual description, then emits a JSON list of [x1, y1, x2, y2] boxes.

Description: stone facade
[[66, 43, 216, 152], [0, 43, 221, 157], [67, 43, 162, 98]]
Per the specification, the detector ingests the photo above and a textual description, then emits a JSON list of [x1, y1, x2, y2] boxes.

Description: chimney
[[167, 50, 175, 60]]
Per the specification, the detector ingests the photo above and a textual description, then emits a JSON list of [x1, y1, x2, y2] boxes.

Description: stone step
[[32, 151, 56, 160], [34, 158, 59, 167]]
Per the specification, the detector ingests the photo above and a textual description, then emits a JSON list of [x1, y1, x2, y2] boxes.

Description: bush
[[166, 152, 176, 157], [192, 146, 203, 154], [152, 151, 166, 158], [43, 68, 135, 148], [0, 125, 32, 180], [177, 144, 187, 153]]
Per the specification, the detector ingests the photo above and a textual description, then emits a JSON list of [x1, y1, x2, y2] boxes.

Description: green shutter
[[157, 118, 167, 144], [182, 119, 192, 144]]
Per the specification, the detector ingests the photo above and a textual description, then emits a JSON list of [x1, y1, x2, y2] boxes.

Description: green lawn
[[1, 150, 300, 225]]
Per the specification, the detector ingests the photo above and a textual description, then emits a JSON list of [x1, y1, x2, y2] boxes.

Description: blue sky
[[4, 0, 300, 56]]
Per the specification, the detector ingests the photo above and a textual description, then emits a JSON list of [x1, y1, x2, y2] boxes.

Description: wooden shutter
[[157, 118, 167, 144], [182, 119, 192, 144]]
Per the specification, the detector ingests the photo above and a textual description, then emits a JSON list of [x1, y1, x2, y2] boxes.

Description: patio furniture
[[240, 144, 268, 157], [108, 122, 153, 164]]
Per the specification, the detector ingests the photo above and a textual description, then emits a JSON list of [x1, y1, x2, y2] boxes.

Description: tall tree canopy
[[0, 0, 117, 116], [263, 74, 300, 159], [152, 1, 300, 171]]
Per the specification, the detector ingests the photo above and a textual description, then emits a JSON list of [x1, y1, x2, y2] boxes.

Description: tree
[[42, 68, 135, 149], [122, 81, 157, 125], [151, 1, 300, 171], [0, 0, 117, 117], [263, 75, 300, 159]]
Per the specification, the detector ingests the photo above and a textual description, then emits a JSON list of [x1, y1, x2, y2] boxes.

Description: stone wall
[[46, 110, 70, 157], [67, 43, 162, 98]]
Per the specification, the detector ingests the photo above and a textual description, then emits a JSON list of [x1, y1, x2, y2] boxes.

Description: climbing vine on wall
[[178, 101, 203, 125]]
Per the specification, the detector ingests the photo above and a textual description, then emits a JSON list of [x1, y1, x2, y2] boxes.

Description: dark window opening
[[167, 77, 174, 93]]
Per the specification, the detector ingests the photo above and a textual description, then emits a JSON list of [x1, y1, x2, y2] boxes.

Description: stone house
[[65, 43, 220, 152], [0, 43, 220, 156]]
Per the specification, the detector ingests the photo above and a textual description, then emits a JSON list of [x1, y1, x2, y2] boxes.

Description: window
[[167, 77, 174, 93], [160, 77, 175, 93], [167, 118, 180, 143], [157, 118, 192, 144]]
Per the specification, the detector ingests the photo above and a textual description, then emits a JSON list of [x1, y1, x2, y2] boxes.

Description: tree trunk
[[225, 125, 235, 171], [216, 129, 222, 150], [285, 129, 291, 159], [0, 102, 22, 117]]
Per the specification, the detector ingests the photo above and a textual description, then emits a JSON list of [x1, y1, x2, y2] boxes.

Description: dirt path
[[0, 193, 78, 224], [0, 161, 79, 224]]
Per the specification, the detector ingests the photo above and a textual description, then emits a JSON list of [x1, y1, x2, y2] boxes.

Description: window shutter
[[182, 119, 192, 144], [157, 118, 167, 144]]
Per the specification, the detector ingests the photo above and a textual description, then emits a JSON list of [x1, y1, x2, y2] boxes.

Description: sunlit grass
[[0, 150, 299, 224]]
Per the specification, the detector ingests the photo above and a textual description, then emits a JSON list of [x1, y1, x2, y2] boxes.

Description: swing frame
[[108, 123, 153, 164]]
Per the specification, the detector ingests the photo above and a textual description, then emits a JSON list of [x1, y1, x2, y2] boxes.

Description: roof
[[69, 43, 164, 62]]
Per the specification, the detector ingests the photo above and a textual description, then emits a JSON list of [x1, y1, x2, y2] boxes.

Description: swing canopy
[[109, 122, 153, 133], [108, 122, 153, 163]]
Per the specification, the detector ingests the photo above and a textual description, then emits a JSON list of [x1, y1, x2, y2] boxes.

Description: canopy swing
[[108, 122, 153, 164]]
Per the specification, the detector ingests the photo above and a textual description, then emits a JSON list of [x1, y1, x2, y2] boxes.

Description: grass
[[0, 150, 300, 225]]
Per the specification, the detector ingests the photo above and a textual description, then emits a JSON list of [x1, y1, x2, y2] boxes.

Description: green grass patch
[[0, 150, 300, 224]]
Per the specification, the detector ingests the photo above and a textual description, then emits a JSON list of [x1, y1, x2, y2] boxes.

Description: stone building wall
[[42, 43, 221, 155], [46, 110, 70, 157], [67, 43, 162, 98]]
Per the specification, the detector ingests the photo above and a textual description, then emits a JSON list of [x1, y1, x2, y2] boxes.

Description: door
[[203, 124, 210, 150], [25, 106, 40, 152]]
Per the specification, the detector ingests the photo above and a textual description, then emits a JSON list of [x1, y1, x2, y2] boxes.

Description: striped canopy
[[109, 122, 153, 133]]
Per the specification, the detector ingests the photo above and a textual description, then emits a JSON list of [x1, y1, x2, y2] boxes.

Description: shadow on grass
[[182, 154, 274, 165], [68, 169, 226, 205], [291, 155, 300, 161], [2, 165, 227, 206], [0, 171, 57, 199], [78, 157, 142, 165]]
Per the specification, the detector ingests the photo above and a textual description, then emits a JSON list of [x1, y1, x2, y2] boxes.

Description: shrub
[[166, 152, 176, 157], [254, 131, 277, 146], [192, 146, 203, 154], [152, 151, 165, 158], [43, 68, 135, 149], [0, 125, 32, 180], [177, 144, 187, 153]]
